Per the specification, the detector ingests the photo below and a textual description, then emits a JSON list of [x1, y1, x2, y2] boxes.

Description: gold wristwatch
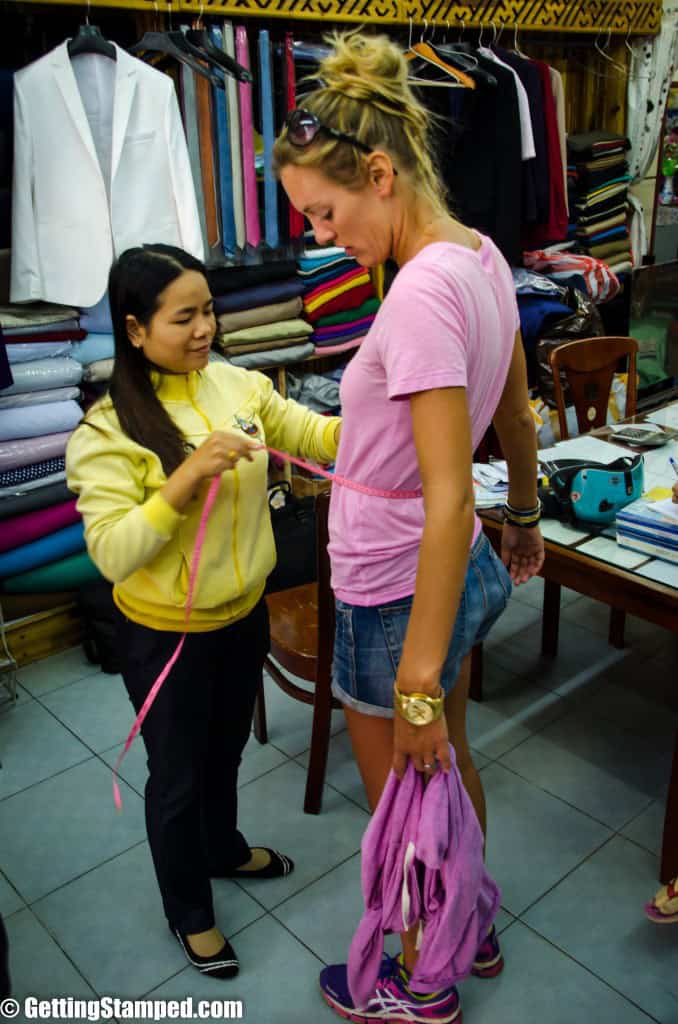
[[394, 683, 444, 726]]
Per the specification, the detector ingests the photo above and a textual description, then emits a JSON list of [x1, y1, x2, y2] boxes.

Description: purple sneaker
[[319, 955, 462, 1023], [471, 925, 504, 978]]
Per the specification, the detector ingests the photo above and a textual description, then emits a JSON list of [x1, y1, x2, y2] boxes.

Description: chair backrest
[[315, 489, 335, 679], [548, 336, 638, 440]]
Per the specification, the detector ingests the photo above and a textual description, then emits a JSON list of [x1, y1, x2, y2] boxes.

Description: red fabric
[[2, 329, 87, 343], [305, 282, 375, 323], [0, 499, 80, 554], [304, 267, 369, 305], [286, 33, 305, 241], [523, 61, 568, 249]]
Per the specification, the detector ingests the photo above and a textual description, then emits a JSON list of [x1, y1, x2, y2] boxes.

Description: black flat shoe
[[172, 928, 239, 979], [224, 848, 294, 880]]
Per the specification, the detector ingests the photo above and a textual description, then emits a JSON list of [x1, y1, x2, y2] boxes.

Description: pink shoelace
[[113, 446, 422, 809]]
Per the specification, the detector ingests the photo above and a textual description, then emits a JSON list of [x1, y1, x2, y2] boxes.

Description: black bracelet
[[505, 500, 541, 517]]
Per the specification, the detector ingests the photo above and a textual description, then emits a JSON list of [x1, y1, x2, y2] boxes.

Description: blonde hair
[[273, 31, 448, 216]]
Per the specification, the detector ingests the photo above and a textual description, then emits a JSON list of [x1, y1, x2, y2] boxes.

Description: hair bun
[[320, 31, 409, 110]]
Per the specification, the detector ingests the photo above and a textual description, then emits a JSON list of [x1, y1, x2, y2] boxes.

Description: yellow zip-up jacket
[[66, 363, 340, 632]]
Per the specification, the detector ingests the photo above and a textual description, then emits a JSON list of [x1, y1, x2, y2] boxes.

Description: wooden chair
[[545, 335, 639, 652], [252, 490, 341, 814]]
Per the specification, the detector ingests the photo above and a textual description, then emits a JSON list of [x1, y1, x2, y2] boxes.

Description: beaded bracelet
[[503, 499, 542, 528]]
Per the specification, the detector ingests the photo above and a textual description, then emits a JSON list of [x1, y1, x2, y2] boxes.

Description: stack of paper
[[616, 496, 678, 564], [473, 461, 508, 509]]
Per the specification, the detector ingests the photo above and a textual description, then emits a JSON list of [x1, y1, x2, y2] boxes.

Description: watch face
[[406, 699, 434, 726]]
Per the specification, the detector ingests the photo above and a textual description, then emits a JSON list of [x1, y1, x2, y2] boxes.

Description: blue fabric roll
[[259, 30, 279, 249], [70, 335, 115, 365], [0, 400, 82, 441], [80, 293, 113, 333], [0, 357, 83, 396], [0, 520, 85, 577], [214, 279, 305, 315], [7, 342, 73, 364], [210, 27, 237, 257]]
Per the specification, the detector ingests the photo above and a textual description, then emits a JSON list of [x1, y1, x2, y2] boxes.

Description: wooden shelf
[[10, 0, 663, 34]]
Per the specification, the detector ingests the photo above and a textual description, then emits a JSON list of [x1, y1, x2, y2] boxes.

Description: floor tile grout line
[[513, 832, 617, 920], [239, 848, 362, 916], [13, 838, 148, 913], [490, 757, 652, 834], [0, 751, 96, 805], [8, 904, 101, 1000], [515, 918, 662, 1023]]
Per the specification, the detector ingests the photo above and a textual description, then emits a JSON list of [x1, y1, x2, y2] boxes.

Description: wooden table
[[479, 418, 678, 881]]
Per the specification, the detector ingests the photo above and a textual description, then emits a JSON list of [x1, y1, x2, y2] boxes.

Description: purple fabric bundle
[[347, 746, 500, 1006], [0, 498, 80, 554], [0, 431, 73, 471]]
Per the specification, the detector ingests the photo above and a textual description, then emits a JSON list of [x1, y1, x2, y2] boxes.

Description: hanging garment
[[494, 47, 549, 225], [236, 26, 261, 248], [286, 33, 305, 240], [548, 67, 568, 214], [223, 22, 246, 250], [195, 70, 220, 250], [11, 42, 203, 305], [259, 30, 279, 249], [522, 60, 567, 247], [477, 47, 535, 160], [181, 64, 209, 252], [627, 11, 678, 181], [209, 27, 237, 257], [440, 52, 523, 263], [347, 751, 500, 1006]]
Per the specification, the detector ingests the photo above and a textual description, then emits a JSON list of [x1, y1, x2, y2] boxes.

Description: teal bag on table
[[539, 454, 644, 525]]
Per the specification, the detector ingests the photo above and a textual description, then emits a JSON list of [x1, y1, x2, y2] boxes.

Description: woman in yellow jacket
[[66, 244, 341, 979]]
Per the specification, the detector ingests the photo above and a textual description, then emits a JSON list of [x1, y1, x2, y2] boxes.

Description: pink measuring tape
[[112, 446, 422, 809]]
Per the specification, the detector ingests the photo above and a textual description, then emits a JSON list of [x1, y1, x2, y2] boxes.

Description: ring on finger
[[227, 449, 238, 460]]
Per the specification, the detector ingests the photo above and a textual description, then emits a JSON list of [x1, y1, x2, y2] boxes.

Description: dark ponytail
[[107, 244, 208, 477]]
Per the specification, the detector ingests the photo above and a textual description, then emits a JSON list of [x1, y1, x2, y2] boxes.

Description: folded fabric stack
[[567, 131, 633, 276], [0, 304, 101, 594], [298, 246, 380, 354], [78, 293, 116, 405], [211, 260, 311, 369]]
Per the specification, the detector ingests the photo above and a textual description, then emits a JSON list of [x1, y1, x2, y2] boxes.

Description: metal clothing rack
[[9, 0, 663, 35]]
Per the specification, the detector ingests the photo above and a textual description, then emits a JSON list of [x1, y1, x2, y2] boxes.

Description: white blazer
[[11, 41, 204, 307]]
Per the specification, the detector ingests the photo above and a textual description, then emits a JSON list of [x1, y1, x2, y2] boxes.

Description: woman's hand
[[501, 522, 544, 584], [392, 709, 451, 779], [672, 481, 678, 504], [184, 431, 258, 484]]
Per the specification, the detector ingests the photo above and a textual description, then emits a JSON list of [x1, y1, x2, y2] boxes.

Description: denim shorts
[[331, 531, 512, 717]]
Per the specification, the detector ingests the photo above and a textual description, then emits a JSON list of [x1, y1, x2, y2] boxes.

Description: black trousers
[[118, 599, 270, 935]]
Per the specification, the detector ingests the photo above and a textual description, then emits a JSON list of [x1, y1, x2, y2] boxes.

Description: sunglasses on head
[[285, 108, 374, 155]]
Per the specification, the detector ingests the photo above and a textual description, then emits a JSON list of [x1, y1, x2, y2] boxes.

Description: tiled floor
[[2, 577, 678, 1023]]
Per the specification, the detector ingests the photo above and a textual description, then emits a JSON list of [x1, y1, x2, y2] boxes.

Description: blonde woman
[[274, 32, 544, 1023]]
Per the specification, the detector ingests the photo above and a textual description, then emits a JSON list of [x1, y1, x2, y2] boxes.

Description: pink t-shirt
[[329, 234, 519, 606]]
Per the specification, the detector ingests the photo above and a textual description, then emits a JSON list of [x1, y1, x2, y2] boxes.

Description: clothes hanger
[[130, 3, 228, 88], [67, 0, 116, 60], [405, 20, 471, 88], [594, 29, 628, 76], [184, 4, 252, 83]]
